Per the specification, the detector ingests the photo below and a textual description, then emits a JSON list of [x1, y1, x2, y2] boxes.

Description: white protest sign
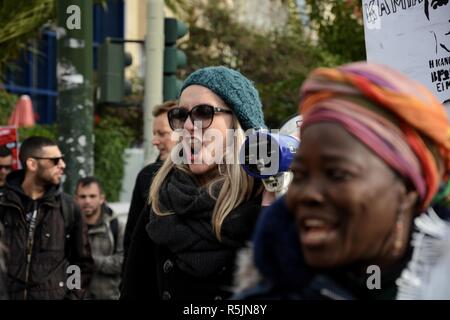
[[362, 0, 450, 103]]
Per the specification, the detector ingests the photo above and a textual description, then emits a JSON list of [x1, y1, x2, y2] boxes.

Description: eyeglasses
[[167, 104, 232, 130], [31, 156, 65, 166], [0, 165, 12, 171]]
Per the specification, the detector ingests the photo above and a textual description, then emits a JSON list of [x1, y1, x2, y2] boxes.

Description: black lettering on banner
[[379, 0, 392, 16], [391, 0, 406, 13], [364, 0, 423, 20], [431, 69, 450, 83]]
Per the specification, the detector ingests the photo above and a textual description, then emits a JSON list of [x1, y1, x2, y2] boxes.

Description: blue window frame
[[2, 0, 124, 124]]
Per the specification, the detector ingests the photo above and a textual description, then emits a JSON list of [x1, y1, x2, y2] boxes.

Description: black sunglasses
[[167, 104, 232, 130], [0, 165, 12, 171], [31, 156, 65, 166]]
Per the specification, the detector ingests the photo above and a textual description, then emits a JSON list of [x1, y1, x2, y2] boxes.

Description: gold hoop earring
[[393, 218, 404, 256]]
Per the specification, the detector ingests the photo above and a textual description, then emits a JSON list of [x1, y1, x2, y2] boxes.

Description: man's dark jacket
[[0, 222, 7, 299], [0, 170, 94, 300], [123, 161, 162, 262]]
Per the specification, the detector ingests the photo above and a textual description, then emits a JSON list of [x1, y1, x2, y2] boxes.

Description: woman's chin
[[189, 163, 216, 176], [304, 253, 341, 270], [300, 237, 343, 269]]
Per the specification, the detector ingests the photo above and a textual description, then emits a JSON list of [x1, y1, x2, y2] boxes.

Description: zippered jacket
[[0, 170, 94, 300]]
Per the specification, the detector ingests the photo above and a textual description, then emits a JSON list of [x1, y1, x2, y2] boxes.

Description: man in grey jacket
[[75, 177, 124, 300]]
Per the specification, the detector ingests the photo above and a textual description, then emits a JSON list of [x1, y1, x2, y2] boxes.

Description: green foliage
[[174, 0, 367, 127], [305, 0, 366, 63], [18, 124, 58, 142], [94, 115, 133, 202], [0, 0, 109, 75], [0, 0, 54, 44], [179, 1, 322, 128], [0, 90, 17, 125], [0, 0, 55, 76], [98, 105, 143, 147], [164, 0, 190, 16]]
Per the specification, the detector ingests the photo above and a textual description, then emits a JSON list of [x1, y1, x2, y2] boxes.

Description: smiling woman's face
[[285, 123, 417, 269]]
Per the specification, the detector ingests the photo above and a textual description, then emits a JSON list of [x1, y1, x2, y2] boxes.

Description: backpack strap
[[110, 217, 119, 253]]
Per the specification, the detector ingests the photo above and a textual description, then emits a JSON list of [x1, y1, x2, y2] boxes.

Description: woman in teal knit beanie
[[121, 66, 267, 300]]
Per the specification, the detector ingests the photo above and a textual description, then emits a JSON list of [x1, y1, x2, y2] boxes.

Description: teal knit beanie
[[179, 66, 265, 130]]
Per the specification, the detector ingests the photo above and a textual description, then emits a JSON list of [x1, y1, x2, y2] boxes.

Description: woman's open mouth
[[299, 217, 339, 248], [186, 137, 202, 163]]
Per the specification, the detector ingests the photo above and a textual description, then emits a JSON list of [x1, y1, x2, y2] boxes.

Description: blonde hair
[[149, 117, 261, 241], [152, 100, 177, 117]]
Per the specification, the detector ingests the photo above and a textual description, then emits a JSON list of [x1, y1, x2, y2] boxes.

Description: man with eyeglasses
[[0, 136, 93, 299], [0, 146, 13, 193]]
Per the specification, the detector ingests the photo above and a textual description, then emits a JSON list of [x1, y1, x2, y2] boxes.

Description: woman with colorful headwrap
[[233, 62, 450, 300]]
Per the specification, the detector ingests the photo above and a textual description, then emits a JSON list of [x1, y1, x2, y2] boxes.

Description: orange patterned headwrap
[[299, 62, 450, 210]]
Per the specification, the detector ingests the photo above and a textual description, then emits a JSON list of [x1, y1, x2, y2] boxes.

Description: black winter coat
[[120, 173, 262, 300], [234, 197, 410, 300], [0, 222, 7, 300], [121, 208, 245, 300], [0, 170, 94, 300], [123, 161, 162, 262]]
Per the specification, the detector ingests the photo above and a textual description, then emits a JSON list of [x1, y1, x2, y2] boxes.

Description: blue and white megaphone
[[239, 115, 302, 195]]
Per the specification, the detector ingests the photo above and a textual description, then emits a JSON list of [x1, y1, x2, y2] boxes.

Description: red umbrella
[[8, 95, 35, 128]]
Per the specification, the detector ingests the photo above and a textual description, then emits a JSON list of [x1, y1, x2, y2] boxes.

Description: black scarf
[[146, 168, 261, 277]]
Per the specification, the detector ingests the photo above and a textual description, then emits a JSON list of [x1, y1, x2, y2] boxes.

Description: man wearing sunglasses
[[0, 136, 93, 299], [0, 146, 13, 192]]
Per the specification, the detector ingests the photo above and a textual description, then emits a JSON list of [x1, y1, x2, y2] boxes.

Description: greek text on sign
[[362, 0, 450, 103]]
